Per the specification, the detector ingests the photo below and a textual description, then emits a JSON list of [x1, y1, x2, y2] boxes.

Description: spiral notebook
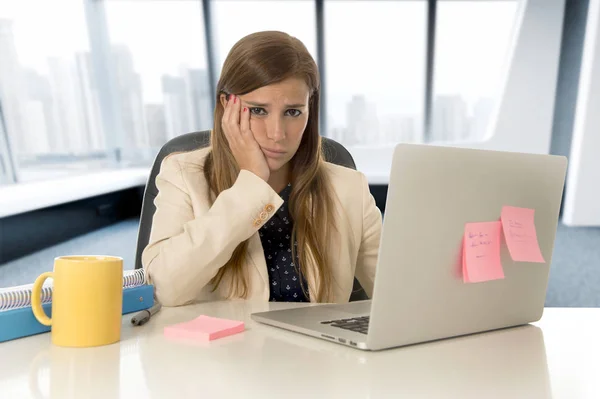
[[0, 268, 148, 312], [0, 269, 154, 343]]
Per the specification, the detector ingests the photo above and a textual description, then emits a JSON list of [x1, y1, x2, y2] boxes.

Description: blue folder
[[0, 284, 154, 343]]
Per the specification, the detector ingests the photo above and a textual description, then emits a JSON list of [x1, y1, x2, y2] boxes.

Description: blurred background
[[0, 0, 598, 307]]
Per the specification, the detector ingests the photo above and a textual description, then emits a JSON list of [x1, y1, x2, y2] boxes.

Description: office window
[[104, 0, 211, 163], [0, 114, 13, 185], [431, 0, 519, 142], [324, 1, 427, 148], [212, 1, 317, 76], [0, 0, 111, 183]]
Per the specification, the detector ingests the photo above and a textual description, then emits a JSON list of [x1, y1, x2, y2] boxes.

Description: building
[[430, 95, 469, 142]]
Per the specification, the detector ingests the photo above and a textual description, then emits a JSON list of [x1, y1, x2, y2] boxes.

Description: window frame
[[0, 100, 17, 184], [1, 0, 566, 185], [332, 0, 565, 183]]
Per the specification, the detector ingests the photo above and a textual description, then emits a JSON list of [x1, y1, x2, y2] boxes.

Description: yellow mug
[[31, 256, 123, 347]]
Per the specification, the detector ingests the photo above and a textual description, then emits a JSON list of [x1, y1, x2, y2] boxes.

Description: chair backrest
[[134, 130, 367, 300]]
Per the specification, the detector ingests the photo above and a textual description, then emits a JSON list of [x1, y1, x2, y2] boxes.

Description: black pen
[[131, 303, 162, 326]]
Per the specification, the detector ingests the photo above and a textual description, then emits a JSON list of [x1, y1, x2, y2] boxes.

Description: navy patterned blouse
[[258, 184, 309, 302]]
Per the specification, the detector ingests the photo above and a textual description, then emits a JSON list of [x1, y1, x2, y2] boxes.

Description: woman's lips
[[261, 147, 287, 158]]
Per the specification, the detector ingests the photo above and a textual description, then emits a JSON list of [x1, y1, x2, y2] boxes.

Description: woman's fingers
[[239, 106, 252, 140], [221, 96, 233, 138], [222, 95, 242, 150], [218, 95, 269, 181], [223, 95, 242, 148], [228, 95, 241, 128]]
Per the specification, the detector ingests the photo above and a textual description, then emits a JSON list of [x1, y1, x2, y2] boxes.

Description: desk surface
[[0, 168, 149, 218], [1, 302, 599, 398]]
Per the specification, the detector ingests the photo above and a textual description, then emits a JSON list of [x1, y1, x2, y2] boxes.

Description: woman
[[142, 31, 382, 307]]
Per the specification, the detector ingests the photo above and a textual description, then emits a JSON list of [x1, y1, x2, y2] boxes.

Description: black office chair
[[134, 130, 368, 301]]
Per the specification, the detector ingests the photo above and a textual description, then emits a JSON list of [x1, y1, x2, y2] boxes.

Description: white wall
[[354, 0, 566, 184], [563, 0, 600, 226]]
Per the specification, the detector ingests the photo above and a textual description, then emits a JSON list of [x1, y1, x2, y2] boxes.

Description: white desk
[[0, 168, 149, 218], [1, 302, 599, 398]]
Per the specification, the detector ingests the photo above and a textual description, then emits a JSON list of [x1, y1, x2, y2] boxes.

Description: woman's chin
[[266, 158, 287, 172]]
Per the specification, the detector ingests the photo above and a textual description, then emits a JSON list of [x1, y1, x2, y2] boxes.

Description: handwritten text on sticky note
[[463, 221, 505, 283], [501, 206, 545, 263]]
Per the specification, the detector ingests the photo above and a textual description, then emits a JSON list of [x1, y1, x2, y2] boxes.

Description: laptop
[[251, 144, 568, 351]]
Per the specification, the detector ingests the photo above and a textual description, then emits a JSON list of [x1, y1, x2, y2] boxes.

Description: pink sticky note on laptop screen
[[164, 315, 245, 342], [462, 221, 505, 283], [500, 206, 545, 263]]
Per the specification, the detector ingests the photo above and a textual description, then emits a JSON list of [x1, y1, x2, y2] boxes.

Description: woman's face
[[236, 77, 310, 173]]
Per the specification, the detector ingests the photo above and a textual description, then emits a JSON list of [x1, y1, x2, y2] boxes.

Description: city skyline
[[1, 16, 497, 162], [0, 19, 212, 160]]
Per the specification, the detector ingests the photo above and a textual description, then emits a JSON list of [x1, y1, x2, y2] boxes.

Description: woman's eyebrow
[[244, 101, 307, 108]]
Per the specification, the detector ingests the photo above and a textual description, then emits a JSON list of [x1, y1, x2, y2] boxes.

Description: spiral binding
[[0, 282, 53, 312], [123, 268, 146, 288], [0, 269, 146, 312]]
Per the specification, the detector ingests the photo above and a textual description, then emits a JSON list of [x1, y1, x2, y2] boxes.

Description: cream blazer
[[141, 147, 382, 307]]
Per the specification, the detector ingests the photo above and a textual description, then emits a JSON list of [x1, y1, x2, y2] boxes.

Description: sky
[[0, 0, 519, 126]]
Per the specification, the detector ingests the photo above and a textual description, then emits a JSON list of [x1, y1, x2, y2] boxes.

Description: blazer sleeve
[[354, 172, 383, 298], [141, 155, 284, 306]]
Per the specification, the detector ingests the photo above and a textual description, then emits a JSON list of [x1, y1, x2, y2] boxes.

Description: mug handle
[[32, 272, 53, 326]]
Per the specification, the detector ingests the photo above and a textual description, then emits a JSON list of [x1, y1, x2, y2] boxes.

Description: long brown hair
[[204, 31, 337, 302]]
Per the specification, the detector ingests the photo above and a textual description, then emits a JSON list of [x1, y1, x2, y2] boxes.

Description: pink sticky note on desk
[[164, 315, 245, 342], [501, 206, 545, 263], [462, 221, 505, 283]]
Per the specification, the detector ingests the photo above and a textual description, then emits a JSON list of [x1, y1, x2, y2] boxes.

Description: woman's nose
[[266, 117, 286, 142]]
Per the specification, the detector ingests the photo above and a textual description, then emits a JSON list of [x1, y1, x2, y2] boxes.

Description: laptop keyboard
[[321, 316, 370, 335]]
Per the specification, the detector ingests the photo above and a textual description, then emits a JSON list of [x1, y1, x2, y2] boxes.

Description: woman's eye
[[285, 109, 302, 117], [249, 107, 267, 116]]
